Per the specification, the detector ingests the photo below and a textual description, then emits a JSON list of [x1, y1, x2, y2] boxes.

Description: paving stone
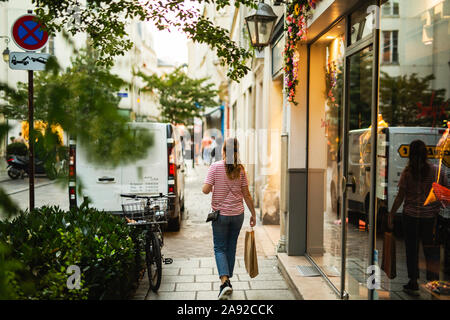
[[238, 273, 284, 282], [158, 283, 176, 292], [200, 259, 217, 268], [176, 282, 212, 292], [146, 291, 196, 300], [214, 267, 279, 275], [238, 258, 278, 268], [197, 290, 246, 300], [162, 275, 195, 283], [165, 260, 200, 268], [196, 274, 221, 282], [249, 280, 288, 290], [162, 268, 180, 276], [213, 281, 250, 290], [180, 268, 213, 275], [245, 289, 296, 300]]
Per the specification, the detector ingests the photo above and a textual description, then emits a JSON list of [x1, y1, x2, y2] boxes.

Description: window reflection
[[377, 0, 450, 300]]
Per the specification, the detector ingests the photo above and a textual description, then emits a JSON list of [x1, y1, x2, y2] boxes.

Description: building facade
[[280, 0, 450, 300]]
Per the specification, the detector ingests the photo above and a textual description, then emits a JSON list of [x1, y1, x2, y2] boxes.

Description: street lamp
[[2, 47, 10, 63], [245, 1, 278, 50], [1, 36, 10, 63]]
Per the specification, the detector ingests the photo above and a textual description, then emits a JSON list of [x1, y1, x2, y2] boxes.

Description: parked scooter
[[6, 155, 48, 180]]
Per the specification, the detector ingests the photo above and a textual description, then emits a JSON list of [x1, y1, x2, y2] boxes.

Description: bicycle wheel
[[145, 231, 162, 292]]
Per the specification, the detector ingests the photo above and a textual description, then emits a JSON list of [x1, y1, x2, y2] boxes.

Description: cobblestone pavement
[[133, 161, 298, 300]]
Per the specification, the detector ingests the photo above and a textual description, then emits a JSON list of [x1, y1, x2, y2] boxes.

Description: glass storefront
[[306, 0, 450, 300], [375, 0, 450, 300], [308, 18, 346, 294]]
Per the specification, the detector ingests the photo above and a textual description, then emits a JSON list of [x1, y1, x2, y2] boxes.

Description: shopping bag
[[381, 231, 396, 279], [244, 228, 259, 278]]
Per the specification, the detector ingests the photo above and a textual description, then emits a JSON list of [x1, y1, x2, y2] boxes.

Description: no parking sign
[[11, 14, 49, 52]]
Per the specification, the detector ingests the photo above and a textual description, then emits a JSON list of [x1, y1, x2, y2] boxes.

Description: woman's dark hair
[[223, 137, 243, 180], [406, 139, 430, 183]]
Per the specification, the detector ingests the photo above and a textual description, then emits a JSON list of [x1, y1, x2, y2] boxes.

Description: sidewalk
[[132, 161, 338, 300], [262, 225, 338, 300], [132, 161, 298, 300]]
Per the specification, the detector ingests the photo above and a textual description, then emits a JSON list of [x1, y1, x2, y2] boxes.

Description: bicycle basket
[[150, 197, 169, 221], [121, 201, 147, 219]]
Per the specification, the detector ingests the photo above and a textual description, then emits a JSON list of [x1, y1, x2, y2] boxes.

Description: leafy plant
[[0, 50, 154, 170], [0, 0, 259, 81], [0, 206, 141, 300], [139, 67, 218, 125]]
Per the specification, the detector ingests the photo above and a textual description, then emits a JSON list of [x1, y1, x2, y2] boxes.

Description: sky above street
[[149, 25, 189, 66], [145, 0, 201, 66]]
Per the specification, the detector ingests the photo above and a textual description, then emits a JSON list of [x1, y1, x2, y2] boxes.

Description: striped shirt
[[398, 164, 448, 218], [204, 160, 248, 216]]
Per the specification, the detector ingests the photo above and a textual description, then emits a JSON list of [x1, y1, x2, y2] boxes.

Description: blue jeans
[[212, 213, 244, 279]]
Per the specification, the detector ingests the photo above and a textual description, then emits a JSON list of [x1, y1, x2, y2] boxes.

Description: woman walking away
[[202, 137, 257, 300], [388, 139, 447, 296]]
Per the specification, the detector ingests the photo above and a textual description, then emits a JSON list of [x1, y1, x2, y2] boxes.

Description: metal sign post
[[28, 69, 34, 210], [10, 11, 49, 211]]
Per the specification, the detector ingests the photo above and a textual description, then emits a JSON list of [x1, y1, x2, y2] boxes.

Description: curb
[[276, 253, 305, 300], [6, 180, 58, 196]]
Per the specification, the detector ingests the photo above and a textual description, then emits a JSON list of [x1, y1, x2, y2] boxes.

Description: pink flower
[[288, 81, 293, 87], [288, 26, 292, 33]]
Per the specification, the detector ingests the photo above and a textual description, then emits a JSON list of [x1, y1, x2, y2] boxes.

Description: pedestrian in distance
[[14, 132, 26, 144], [202, 137, 257, 300], [210, 136, 217, 165], [388, 139, 446, 296]]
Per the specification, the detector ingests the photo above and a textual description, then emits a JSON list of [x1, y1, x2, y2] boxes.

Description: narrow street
[[0, 175, 68, 218], [134, 162, 298, 300], [0, 163, 298, 300]]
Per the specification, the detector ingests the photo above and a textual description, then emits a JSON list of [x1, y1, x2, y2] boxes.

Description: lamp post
[[1, 36, 10, 63], [244, 1, 278, 51]]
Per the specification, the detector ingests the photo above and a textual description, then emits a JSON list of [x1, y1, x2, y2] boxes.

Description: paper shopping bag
[[244, 229, 259, 278], [381, 231, 396, 279]]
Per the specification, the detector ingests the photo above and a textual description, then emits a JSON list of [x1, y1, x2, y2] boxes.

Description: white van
[[72, 122, 185, 231], [331, 127, 448, 221]]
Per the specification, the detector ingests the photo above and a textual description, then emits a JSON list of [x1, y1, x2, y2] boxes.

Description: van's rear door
[[388, 127, 442, 212], [121, 123, 168, 197], [77, 145, 123, 212]]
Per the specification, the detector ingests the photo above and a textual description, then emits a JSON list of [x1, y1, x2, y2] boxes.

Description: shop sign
[[398, 144, 450, 167]]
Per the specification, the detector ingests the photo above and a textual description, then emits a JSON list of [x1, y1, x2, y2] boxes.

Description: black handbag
[[205, 172, 236, 223], [206, 209, 220, 222]]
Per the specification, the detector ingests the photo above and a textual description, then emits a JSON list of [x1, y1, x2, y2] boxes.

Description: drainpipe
[[278, 4, 288, 253]]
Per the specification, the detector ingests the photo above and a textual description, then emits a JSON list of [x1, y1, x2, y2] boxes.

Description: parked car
[[330, 127, 449, 227], [74, 122, 185, 231]]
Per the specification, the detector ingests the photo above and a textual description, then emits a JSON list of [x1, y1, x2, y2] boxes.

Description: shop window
[[377, 0, 450, 301], [382, 31, 398, 64], [271, 35, 284, 77]]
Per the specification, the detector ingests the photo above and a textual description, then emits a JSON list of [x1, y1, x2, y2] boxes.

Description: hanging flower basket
[[283, 0, 321, 105]]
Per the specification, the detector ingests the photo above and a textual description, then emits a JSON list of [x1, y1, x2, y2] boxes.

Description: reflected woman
[[388, 140, 446, 296]]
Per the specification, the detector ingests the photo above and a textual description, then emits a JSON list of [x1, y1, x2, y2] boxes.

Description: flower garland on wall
[[283, 0, 320, 105]]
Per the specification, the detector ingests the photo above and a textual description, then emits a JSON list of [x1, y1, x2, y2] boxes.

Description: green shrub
[[6, 142, 28, 157], [0, 206, 142, 300]]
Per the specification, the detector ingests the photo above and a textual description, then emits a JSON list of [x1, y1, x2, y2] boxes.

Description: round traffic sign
[[11, 14, 49, 52]]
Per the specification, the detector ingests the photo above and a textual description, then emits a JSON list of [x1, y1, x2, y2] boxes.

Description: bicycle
[[120, 193, 174, 292]]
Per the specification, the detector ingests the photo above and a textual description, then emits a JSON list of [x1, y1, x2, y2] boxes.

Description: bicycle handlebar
[[120, 193, 175, 199]]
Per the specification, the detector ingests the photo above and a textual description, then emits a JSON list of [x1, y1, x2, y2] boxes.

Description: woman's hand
[[250, 215, 256, 227]]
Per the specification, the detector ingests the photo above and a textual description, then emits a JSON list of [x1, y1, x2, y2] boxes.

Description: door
[[340, 45, 374, 299], [76, 144, 122, 212], [121, 123, 168, 197]]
